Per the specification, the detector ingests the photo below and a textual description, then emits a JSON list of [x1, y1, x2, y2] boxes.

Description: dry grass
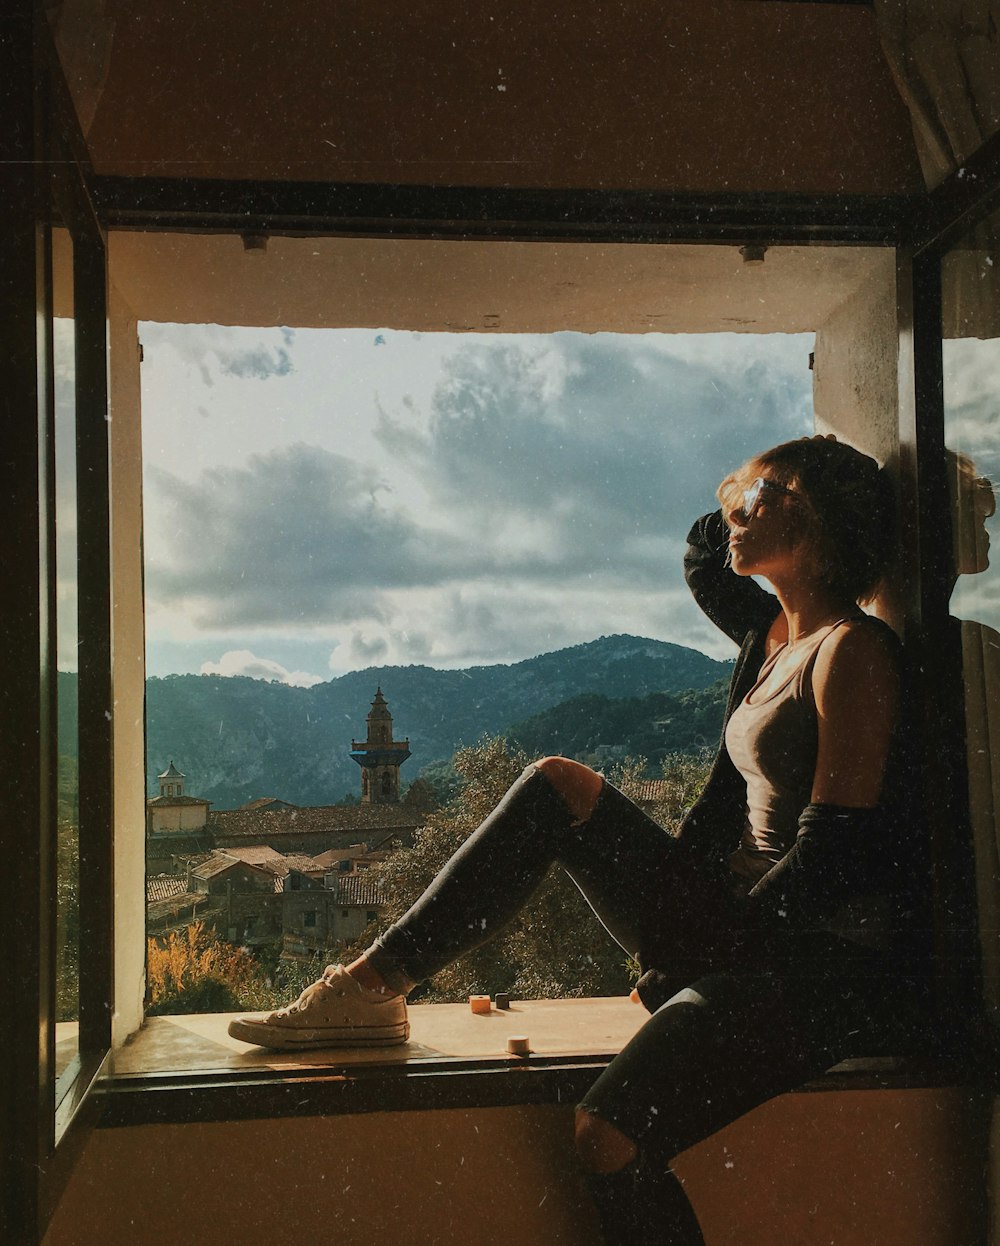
[[147, 921, 261, 1013]]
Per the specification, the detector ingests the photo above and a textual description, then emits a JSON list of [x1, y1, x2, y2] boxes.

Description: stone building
[[147, 841, 389, 959], [144, 690, 413, 948], [146, 690, 423, 873], [350, 687, 411, 804], [145, 761, 211, 835]]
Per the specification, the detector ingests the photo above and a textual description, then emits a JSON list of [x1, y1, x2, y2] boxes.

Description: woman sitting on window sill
[[229, 434, 921, 1246]]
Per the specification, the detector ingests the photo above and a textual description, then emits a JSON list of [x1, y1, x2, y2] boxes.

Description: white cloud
[[144, 442, 471, 628], [328, 632, 391, 670], [321, 573, 737, 672], [200, 648, 325, 687], [943, 337, 1000, 480], [142, 328, 813, 673]]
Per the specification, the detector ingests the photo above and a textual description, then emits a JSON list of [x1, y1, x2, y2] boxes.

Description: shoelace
[[278, 978, 334, 1016]]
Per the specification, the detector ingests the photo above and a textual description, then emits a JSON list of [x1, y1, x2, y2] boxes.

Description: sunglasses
[[740, 476, 798, 522]]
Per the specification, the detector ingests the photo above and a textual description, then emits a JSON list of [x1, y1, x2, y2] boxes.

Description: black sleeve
[[633, 806, 882, 1014], [742, 803, 884, 933], [684, 510, 780, 646]]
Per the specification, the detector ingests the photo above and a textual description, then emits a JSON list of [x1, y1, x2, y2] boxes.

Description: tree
[[414, 757, 463, 805], [645, 748, 716, 833]]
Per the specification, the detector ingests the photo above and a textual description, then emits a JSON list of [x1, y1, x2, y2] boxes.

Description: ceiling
[[53, 0, 920, 194]]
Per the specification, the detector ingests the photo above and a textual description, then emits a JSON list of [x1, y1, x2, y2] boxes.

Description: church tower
[[350, 688, 411, 804], [158, 760, 185, 799]]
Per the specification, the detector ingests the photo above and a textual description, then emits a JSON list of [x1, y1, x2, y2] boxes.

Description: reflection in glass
[[942, 205, 1000, 1021], [52, 225, 81, 1079]]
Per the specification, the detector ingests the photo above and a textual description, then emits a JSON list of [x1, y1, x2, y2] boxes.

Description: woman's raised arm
[[683, 509, 780, 646]]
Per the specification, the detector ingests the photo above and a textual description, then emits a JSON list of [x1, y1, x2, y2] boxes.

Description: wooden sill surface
[[109, 996, 646, 1078], [97, 997, 956, 1130]]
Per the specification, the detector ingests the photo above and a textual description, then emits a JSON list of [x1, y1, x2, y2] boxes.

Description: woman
[[229, 435, 917, 1245]]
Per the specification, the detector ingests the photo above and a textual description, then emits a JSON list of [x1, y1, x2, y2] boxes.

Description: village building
[[144, 761, 211, 835], [144, 874, 203, 933], [147, 839, 391, 958], [144, 691, 419, 952], [145, 689, 424, 873]]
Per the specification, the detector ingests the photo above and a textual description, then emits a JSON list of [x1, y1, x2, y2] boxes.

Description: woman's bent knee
[[575, 1108, 638, 1174], [536, 757, 604, 823]]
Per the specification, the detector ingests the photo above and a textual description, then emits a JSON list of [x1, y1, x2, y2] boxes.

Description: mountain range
[[62, 634, 733, 808]]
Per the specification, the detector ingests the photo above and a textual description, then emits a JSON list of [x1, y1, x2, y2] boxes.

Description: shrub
[[147, 921, 265, 1015]]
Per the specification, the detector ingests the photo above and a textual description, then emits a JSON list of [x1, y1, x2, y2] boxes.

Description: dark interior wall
[[77, 0, 921, 192]]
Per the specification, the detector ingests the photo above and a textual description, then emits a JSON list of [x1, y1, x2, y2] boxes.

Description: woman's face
[[726, 472, 811, 582]]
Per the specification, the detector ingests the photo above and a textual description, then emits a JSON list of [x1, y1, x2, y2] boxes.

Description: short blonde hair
[[717, 437, 895, 604]]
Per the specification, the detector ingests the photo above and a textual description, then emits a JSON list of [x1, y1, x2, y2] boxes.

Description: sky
[[139, 327, 817, 685]]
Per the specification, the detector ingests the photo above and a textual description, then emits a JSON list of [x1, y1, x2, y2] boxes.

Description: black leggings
[[366, 764, 917, 1161]]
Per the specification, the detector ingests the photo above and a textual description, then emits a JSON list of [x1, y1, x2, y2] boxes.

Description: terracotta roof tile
[[282, 855, 323, 874], [634, 780, 670, 803], [191, 852, 258, 881], [146, 875, 188, 902], [209, 804, 418, 839], [147, 795, 211, 808], [254, 854, 319, 877], [219, 846, 285, 866], [336, 874, 384, 907], [308, 844, 371, 869], [146, 890, 213, 922]]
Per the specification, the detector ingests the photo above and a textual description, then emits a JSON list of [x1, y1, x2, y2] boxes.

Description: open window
[[103, 234, 903, 1039], [38, 214, 1000, 1246]]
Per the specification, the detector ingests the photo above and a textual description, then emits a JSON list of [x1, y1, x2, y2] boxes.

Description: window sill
[[96, 996, 956, 1129]]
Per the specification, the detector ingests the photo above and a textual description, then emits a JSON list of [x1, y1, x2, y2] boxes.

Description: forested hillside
[[507, 681, 727, 769], [60, 635, 733, 807]]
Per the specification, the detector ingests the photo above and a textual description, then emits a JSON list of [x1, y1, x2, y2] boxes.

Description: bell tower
[[158, 760, 185, 798], [350, 688, 411, 804]]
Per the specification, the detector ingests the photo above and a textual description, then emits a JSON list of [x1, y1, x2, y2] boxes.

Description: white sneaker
[[227, 964, 409, 1049]]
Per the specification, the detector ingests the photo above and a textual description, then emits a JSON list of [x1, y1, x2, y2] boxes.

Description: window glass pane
[[52, 224, 81, 1083], [942, 203, 1000, 1020]]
